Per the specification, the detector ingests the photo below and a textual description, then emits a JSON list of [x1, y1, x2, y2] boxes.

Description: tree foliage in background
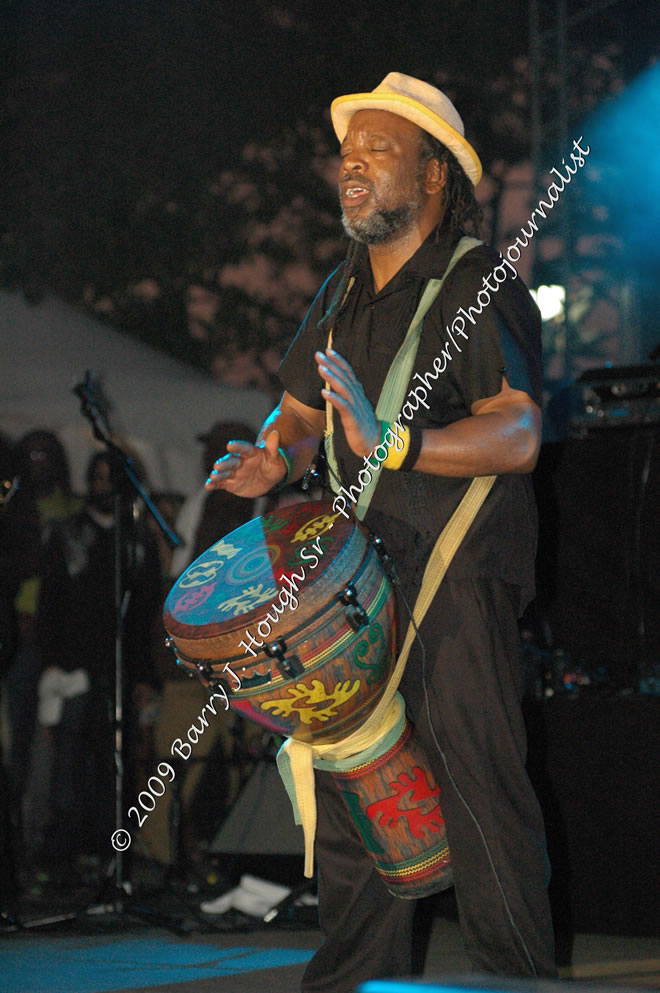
[[2, 0, 657, 386]]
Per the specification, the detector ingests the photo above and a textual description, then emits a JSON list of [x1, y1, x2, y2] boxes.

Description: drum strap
[[278, 471, 496, 877], [324, 235, 482, 519]]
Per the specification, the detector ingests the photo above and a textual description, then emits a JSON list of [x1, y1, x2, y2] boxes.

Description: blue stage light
[[580, 61, 660, 271]]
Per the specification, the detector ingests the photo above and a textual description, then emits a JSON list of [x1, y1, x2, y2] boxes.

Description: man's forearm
[[410, 402, 541, 477], [257, 394, 324, 484]]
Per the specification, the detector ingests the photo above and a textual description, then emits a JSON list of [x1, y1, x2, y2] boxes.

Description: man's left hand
[[315, 348, 380, 457]]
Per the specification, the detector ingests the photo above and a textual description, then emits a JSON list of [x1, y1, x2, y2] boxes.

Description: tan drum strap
[[324, 236, 482, 519], [278, 472, 496, 877]]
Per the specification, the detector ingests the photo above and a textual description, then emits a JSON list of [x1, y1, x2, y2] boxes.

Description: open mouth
[[342, 184, 370, 207]]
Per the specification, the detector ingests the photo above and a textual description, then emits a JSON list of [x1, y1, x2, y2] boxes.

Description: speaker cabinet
[[533, 431, 659, 686]]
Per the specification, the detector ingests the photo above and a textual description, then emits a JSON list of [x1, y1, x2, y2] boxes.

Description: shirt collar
[[353, 225, 464, 299], [400, 225, 464, 279]]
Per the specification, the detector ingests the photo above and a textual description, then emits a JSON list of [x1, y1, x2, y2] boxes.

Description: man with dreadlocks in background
[[205, 74, 556, 991]]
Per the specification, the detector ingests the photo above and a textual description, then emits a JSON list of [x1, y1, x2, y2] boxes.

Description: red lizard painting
[[366, 767, 445, 839]]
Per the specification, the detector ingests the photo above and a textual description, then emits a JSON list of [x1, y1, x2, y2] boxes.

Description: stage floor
[[3, 859, 660, 993], [4, 917, 660, 993]]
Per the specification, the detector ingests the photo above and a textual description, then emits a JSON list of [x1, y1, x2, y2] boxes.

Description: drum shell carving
[[163, 502, 398, 744], [326, 715, 453, 898]]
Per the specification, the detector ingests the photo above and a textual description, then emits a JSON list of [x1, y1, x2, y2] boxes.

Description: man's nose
[[341, 152, 367, 176]]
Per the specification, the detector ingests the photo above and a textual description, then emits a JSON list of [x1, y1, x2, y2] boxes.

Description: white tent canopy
[[0, 290, 273, 497]]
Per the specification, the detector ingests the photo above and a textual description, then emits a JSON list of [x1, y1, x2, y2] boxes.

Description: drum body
[[163, 502, 397, 744], [321, 710, 452, 898]]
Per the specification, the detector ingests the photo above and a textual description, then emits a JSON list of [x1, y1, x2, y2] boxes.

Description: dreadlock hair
[[317, 238, 365, 336], [317, 126, 483, 337], [417, 130, 483, 239]]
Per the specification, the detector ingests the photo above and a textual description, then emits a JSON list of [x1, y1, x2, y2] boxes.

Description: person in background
[[35, 450, 162, 879], [1, 432, 19, 673], [163, 423, 264, 862], [0, 433, 20, 918], [145, 490, 185, 582], [3, 430, 82, 857]]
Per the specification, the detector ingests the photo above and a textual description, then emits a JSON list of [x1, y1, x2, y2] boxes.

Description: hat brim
[[331, 91, 482, 186]]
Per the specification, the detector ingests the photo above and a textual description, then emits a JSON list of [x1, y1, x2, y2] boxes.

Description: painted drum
[[163, 501, 398, 744], [316, 699, 452, 898]]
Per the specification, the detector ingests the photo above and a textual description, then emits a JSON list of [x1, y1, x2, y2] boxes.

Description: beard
[[339, 176, 425, 245], [341, 202, 420, 244]]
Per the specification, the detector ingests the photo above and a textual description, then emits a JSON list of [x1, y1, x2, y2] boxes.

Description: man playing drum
[[205, 73, 556, 991]]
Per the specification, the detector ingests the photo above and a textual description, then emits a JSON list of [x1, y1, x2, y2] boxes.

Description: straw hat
[[331, 72, 482, 185]]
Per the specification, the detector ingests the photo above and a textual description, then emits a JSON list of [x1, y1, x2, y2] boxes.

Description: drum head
[[164, 500, 398, 744], [164, 501, 355, 648]]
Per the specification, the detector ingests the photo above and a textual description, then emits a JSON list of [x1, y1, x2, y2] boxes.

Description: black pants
[[301, 578, 556, 993]]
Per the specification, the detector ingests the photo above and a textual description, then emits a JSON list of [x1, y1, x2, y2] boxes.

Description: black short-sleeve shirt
[[278, 227, 542, 608]]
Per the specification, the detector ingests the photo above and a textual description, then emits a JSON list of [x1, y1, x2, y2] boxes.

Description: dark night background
[[3, 0, 660, 386]]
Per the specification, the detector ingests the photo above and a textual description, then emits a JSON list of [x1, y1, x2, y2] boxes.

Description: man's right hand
[[204, 429, 287, 498]]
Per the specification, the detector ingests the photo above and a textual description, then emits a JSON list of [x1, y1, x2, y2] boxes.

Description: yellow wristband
[[381, 423, 411, 470]]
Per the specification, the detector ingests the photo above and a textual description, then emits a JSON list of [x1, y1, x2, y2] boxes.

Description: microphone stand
[[73, 374, 182, 925]]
